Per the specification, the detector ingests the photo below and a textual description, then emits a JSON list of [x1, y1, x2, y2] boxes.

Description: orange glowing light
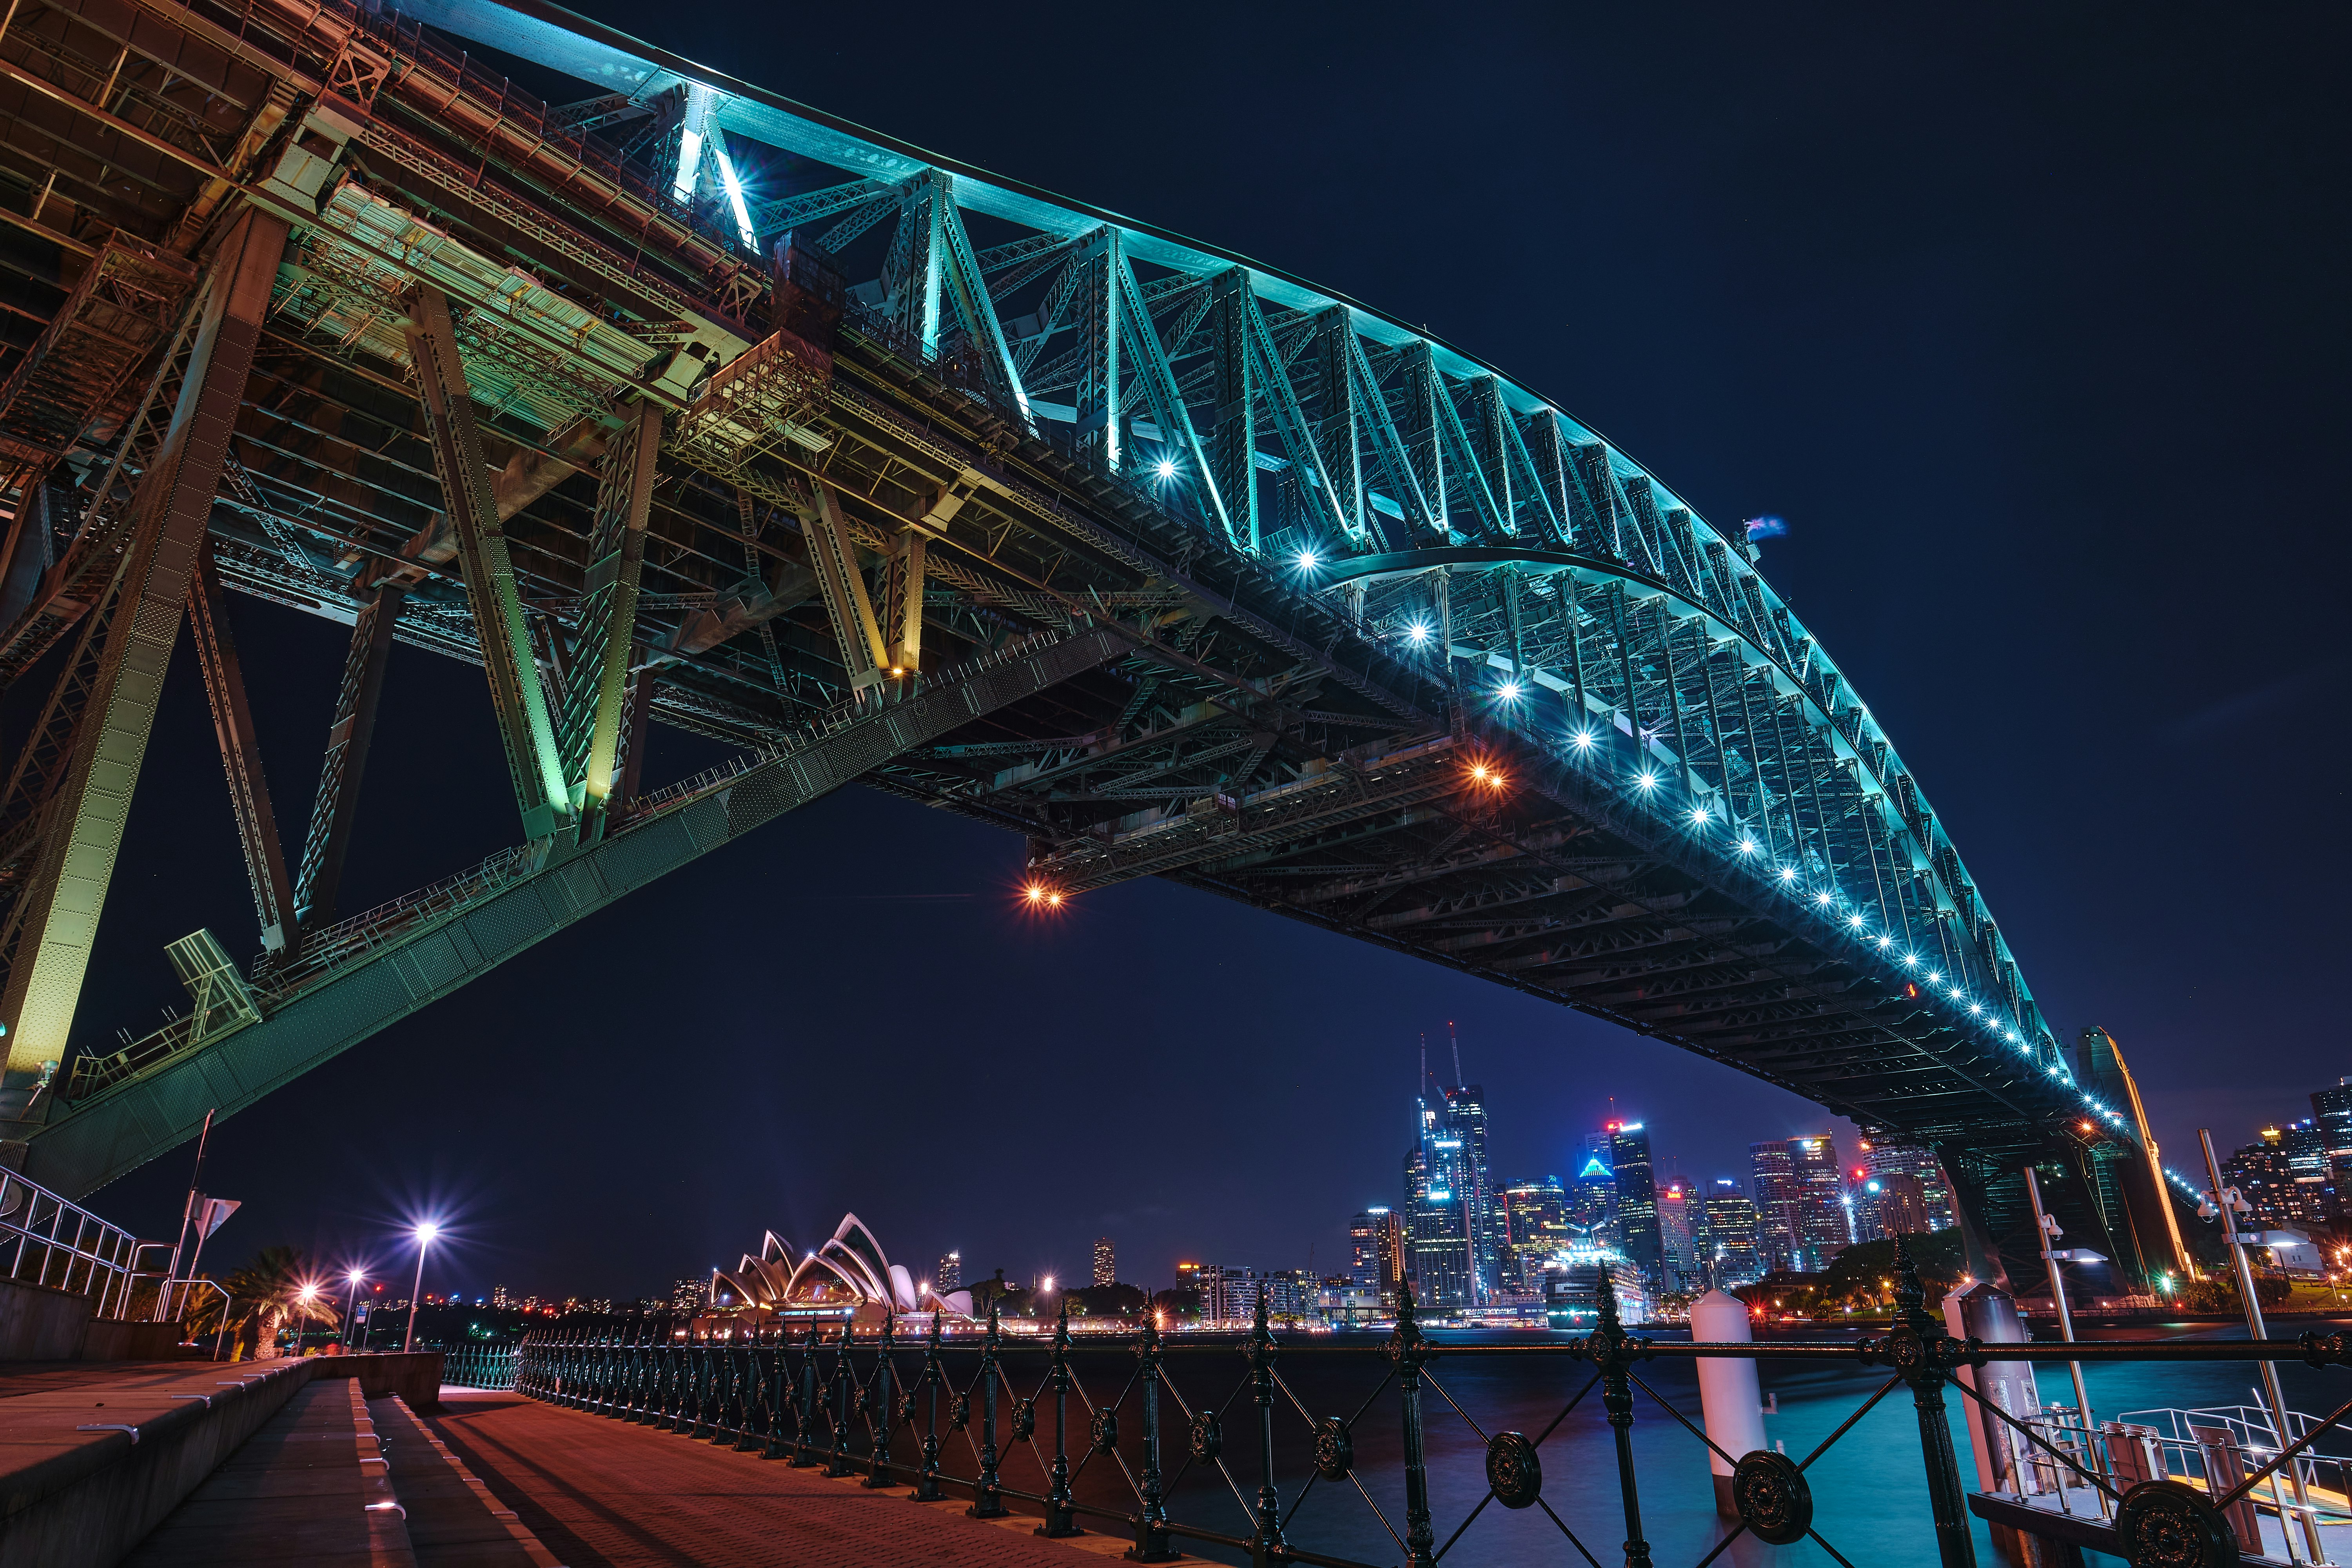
[[2079, 1120, 2094, 1132], [1046, 891, 1064, 907]]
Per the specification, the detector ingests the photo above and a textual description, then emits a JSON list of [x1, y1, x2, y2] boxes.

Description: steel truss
[[0, 0, 2144, 1288]]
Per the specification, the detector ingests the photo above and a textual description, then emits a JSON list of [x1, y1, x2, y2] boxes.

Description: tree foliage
[[190, 1246, 339, 1351]]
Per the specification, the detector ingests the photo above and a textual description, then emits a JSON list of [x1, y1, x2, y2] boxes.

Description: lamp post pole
[[403, 1227, 437, 1354], [344, 1272, 364, 1350]]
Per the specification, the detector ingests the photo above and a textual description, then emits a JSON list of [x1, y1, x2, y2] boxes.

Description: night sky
[[60, 2, 2352, 1304]]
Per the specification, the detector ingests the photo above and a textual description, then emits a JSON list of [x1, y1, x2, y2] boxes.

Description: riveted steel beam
[[0, 208, 286, 1080], [554, 401, 661, 842], [292, 576, 403, 932], [20, 623, 1129, 1197], [403, 283, 570, 841], [188, 544, 297, 956]]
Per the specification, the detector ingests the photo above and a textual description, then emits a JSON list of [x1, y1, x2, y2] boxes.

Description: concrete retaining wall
[[0, 1351, 445, 1567], [78, 1320, 187, 1361], [0, 1276, 92, 1361]]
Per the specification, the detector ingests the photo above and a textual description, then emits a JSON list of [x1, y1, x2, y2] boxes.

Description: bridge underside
[[0, 0, 2165, 1288]]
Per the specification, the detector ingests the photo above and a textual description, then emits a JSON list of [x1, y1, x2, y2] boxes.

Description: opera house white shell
[[712, 1213, 976, 1321]]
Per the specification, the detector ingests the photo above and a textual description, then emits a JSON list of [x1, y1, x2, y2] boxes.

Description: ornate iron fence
[[501, 1245, 2352, 1568], [442, 1345, 521, 1390]]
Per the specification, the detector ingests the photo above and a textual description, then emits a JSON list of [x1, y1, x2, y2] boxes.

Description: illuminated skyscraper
[[1657, 1182, 1697, 1293], [1571, 1142, 1617, 1231], [1702, 1179, 1762, 1286], [2281, 1119, 2334, 1225], [1093, 1237, 1116, 1289], [1350, 1208, 1405, 1306], [1858, 1143, 1956, 1230], [2314, 1080, 2352, 1219], [1609, 1121, 1662, 1288], [1441, 1082, 1501, 1295], [936, 1251, 962, 1292], [1750, 1142, 1800, 1272], [1403, 1132, 1472, 1308], [1499, 1177, 1570, 1289], [1787, 1134, 1848, 1267]]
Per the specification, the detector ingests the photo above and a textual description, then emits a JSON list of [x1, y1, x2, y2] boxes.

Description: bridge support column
[[293, 576, 403, 933], [554, 403, 659, 845], [403, 284, 569, 842], [188, 544, 296, 957], [0, 207, 287, 1098]]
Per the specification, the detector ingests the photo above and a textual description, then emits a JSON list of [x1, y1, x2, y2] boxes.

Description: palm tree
[[204, 1247, 339, 1357]]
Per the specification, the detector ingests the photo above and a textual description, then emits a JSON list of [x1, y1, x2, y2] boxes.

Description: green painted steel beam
[[20, 625, 1127, 1198]]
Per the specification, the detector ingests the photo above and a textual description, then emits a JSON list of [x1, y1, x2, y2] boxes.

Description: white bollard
[[1691, 1289, 1768, 1517]]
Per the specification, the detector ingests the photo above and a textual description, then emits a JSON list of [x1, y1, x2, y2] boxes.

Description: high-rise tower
[[1786, 1134, 1848, 1268], [1609, 1121, 1663, 1288], [1749, 1141, 1799, 1272]]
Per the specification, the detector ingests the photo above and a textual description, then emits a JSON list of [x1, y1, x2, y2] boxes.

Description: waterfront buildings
[[1571, 1145, 1617, 1234], [1749, 1141, 1800, 1272], [2280, 1120, 2334, 1224], [1093, 1237, 1116, 1288], [1853, 1172, 1931, 1240], [2315, 1080, 2352, 1214], [1859, 1143, 1957, 1230], [1350, 1207, 1405, 1307], [1788, 1134, 1849, 1263], [1610, 1122, 1663, 1289], [1441, 1082, 1502, 1294], [1404, 1087, 1481, 1307], [671, 1278, 706, 1312], [1499, 1178, 1570, 1290], [1657, 1182, 1698, 1294], [1701, 1180, 1763, 1286], [936, 1251, 962, 1292], [2225, 1134, 2299, 1229]]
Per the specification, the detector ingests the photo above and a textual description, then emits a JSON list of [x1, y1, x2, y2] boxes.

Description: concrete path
[[425, 1390, 1136, 1567], [121, 1375, 411, 1566]]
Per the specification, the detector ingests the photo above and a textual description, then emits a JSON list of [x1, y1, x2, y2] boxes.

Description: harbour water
[[902, 1314, 2352, 1567]]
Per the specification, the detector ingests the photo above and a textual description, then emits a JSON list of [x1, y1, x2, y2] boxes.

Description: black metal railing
[[496, 1243, 2351, 1568], [442, 1344, 520, 1390]]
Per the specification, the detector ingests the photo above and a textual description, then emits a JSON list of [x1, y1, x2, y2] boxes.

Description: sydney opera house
[[709, 1214, 975, 1327]]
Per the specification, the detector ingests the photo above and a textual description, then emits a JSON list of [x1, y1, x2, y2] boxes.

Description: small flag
[[1744, 515, 1788, 541], [196, 1198, 240, 1239]]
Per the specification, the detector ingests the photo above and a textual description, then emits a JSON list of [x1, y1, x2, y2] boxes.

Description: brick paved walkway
[[424, 1390, 1128, 1567]]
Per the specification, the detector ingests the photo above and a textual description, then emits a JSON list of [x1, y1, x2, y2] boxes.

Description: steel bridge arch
[[1320, 544, 2067, 1073]]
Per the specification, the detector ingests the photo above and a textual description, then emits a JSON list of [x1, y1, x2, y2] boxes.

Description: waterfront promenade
[[424, 1389, 1119, 1567]]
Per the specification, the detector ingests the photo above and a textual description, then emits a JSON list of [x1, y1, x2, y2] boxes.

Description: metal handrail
[[0, 1167, 154, 1318]]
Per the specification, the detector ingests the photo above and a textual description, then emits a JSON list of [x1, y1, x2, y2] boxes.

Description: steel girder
[[0, 0, 2109, 1226]]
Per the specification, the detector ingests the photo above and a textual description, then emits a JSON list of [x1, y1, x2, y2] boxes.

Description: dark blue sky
[[78, 1, 2352, 1301]]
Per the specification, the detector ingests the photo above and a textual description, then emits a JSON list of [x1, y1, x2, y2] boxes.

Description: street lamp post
[[403, 1225, 437, 1354], [343, 1270, 365, 1350], [294, 1285, 320, 1357]]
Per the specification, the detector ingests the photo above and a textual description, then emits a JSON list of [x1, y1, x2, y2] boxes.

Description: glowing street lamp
[[403, 1224, 437, 1354], [343, 1269, 366, 1350]]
